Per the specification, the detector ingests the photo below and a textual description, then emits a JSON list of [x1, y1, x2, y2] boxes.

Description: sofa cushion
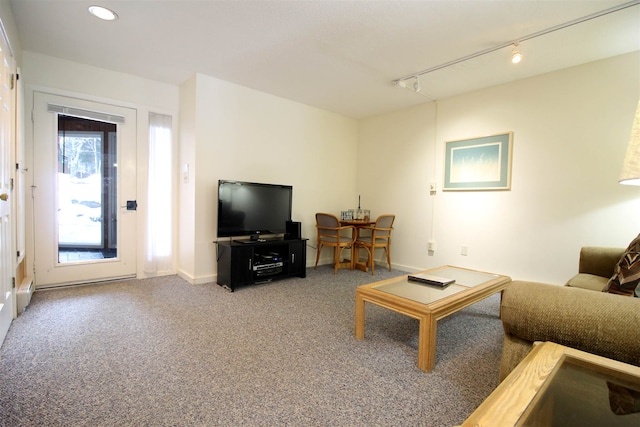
[[578, 247, 625, 278], [565, 273, 609, 291], [605, 234, 640, 297], [501, 281, 640, 374]]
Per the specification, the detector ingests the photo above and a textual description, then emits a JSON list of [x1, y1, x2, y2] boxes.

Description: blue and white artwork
[[444, 133, 512, 191], [450, 142, 501, 183]]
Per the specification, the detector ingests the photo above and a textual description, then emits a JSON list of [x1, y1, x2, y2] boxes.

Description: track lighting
[[392, 77, 434, 100], [511, 44, 522, 64], [413, 77, 421, 93], [392, 2, 639, 95]]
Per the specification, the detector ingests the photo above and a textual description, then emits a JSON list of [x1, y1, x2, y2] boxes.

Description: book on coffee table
[[408, 273, 455, 288]]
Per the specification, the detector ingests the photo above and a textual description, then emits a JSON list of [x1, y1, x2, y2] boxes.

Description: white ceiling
[[10, 0, 640, 119]]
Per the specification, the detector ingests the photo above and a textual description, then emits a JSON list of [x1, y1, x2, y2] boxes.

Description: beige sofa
[[499, 246, 640, 381], [565, 246, 625, 291]]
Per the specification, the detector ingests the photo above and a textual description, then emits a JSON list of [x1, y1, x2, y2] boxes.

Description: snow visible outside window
[[58, 132, 103, 247]]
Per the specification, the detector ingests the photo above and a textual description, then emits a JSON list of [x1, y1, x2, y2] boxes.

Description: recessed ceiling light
[[88, 5, 118, 21]]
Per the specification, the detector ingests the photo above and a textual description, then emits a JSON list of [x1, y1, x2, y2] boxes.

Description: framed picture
[[443, 132, 513, 191]]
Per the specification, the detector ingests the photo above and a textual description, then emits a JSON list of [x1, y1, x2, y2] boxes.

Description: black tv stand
[[216, 238, 307, 291]]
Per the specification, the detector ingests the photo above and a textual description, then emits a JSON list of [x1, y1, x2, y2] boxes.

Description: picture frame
[[443, 132, 513, 191]]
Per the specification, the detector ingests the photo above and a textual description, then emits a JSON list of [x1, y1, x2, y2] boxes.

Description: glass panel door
[[33, 91, 137, 288], [57, 116, 117, 263]]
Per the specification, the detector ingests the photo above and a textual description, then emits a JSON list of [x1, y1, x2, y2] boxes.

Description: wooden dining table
[[339, 219, 374, 271]]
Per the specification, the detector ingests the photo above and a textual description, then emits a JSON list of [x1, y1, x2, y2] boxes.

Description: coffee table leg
[[417, 314, 437, 372], [355, 292, 365, 339]]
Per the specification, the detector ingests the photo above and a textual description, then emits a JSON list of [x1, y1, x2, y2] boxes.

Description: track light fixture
[[511, 44, 522, 64], [391, 1, 638, 100], [393, 77, 435, 100]]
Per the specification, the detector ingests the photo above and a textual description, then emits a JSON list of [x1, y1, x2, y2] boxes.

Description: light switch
[[183, 163, 189, 183]]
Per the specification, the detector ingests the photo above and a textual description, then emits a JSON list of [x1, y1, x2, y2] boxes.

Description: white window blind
[[47, 103, 125, 124]]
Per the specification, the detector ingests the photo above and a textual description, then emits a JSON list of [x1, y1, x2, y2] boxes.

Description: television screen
[[217, 180, 293, 238]]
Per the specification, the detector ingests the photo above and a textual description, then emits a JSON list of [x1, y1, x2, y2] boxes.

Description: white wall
[[178, 76, 197, 281], [19, 53, 358, 287], [15, 46, 640, 288], [178, 73, 358, 283], [357, 101, 438, 272], [359, 52, 640, 284], [21, 52, 180, 283]]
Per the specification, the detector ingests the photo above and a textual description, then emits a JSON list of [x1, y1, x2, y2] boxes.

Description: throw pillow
[[605, 234, 640, 297]]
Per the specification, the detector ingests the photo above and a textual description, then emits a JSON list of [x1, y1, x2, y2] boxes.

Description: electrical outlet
[[429, 182, 437, 193], [461, 245, 468, 256], [428, 240, 436, 251]]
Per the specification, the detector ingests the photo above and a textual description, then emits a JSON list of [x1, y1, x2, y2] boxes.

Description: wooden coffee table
[[355, 265, 511, 372], [462, 341, 640, 426]]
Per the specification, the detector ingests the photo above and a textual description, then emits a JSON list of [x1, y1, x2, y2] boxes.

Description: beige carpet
[[0, 266, 503, 426]]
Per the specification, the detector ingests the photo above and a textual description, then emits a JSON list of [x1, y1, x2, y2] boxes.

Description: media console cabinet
[[216, 238, 308, 291]]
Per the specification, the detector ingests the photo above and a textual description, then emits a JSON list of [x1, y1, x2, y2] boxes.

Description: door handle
[[120, 200, 137, 210], [0, 193, 7, 201]]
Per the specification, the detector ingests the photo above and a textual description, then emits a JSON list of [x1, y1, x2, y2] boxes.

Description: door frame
[[0, 19, 16, 345], [31, 92, 138, 288]]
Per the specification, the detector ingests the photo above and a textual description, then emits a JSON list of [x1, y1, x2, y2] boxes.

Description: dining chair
[[314, 213, 356, 274], [355, 214, 395, 275]]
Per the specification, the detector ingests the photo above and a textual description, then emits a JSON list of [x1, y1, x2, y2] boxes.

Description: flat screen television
[[217, 180, 293, 238]]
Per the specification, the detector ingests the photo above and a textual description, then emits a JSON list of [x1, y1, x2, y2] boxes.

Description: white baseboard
[[177, 269, 216, 285]]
